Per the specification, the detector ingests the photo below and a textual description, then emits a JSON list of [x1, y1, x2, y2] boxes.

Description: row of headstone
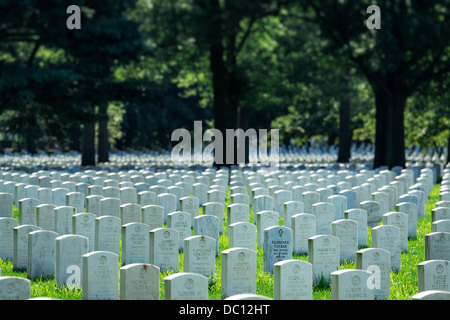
[[0, 163, 448, 300], [410, 167, 450, 299]]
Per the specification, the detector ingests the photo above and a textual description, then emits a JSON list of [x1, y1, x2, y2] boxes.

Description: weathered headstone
[[202, 202, 224, 234], [52, 188, 69, 207], [66, 192, 85, 214], [252, 195, 274, 215], [432, 207, 450, 223], [13, 224, 42, 270], [121, 222, 150, 266], [274, 190, 292, 215], [27, 230, 59, 280], [291, 213, 316, 254], [330, 269, 374, 300], [18, 198, 39, 225], [179, 196, 200, 224], [308, 234, 340, 284], [344, 208, 368, 247], [273, 259, 312, 300], [331, 219, 358, 263], [119, 263, 160, 300], [227, 203, 249, 230], [53, 206, 74, 236], [193, 215, 219, 255], [328, 195, 347, 220], [119, 203, 141, 225], [283, 200, 304, 229], [140, 205, 164, 231], [425, 232, 450, 261], [55, 234, 89, 288], [157, 193, 177, 224], [72, 212, 96, 252], [0, 277, 31, 300], [0, 193, 13, 218], [85, 195, 103, 217], [100, 197, 120, 218], [312, 202, 334, 235], [167, 211, 191, 250], [94, 215, 121, 255], [339, 190, 357, 210], [228, 222, 257, 252], [360, 200, 382, 228], [418, 259, 450, 292], [263, 226, 293, 273], [372, 225, 401, 272], [0, 217, 18, 260], [396, 202, 418, 239], [164, 272, 209, 300], [119, 187, 137, 205], [82, 251, 119, 300], [149, 227, 179, 272], [221, 247, 257, 299], [137, 191, 157, 206], [411, 290, 450, 300], [356, 247, 391, 300], [183, 235, 216, 278], [432, 220, 450, 233], [256, 210, 279, 247], [302, 191, 320, 214], [39, 203, 64, 232], [383, 212, 408, 252]]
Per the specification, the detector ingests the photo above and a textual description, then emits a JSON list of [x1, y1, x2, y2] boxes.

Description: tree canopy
[[0, 1, 449, 168]]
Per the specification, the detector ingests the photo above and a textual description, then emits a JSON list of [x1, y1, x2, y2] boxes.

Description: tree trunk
[[81, 121, 96, 166], [26, 124, 37, 154], [446, 135, 450, 165], [97, 102, 109, 163], [373, 83, 407, 169], [69, 122, 81, 152], [209, 2, 229, 168], [337, 100, 351, 163]]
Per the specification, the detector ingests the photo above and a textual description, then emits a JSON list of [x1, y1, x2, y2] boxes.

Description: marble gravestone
[[183, 235, 216, 278], [119, 263, 160, 300], [82, 251, 119, 300], [372, 225, 401, 272], [94, 215, 121, 256], [221, 247, 257, 299], [418, 259, 450, 293], [0, 217, 18, 260], [228, 222, 257, 252], [0, 276, 31, 300], [121, 222, 150, 266], [167, 211, 191, 251], [356, 247, 391, 300], [72, 212, 96, 252], [331, 219, 358, 263], [54, 234, 89, 288], [330, 269, 374, 300], [308, 235, 340, 284], [425, 232, 450, 261], [273, 259, 312, 300], [149, 227, 179, 273], [164, 272, 209, 300], [291, 213, 316, 254], [263, 226, 293, 273], [27, 230, 59, 280]]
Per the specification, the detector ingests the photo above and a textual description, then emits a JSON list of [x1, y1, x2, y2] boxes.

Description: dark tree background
[[0, 0, 449, 168]]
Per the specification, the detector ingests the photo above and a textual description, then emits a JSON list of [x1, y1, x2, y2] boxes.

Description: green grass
[[0, 184, 441, 300]]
